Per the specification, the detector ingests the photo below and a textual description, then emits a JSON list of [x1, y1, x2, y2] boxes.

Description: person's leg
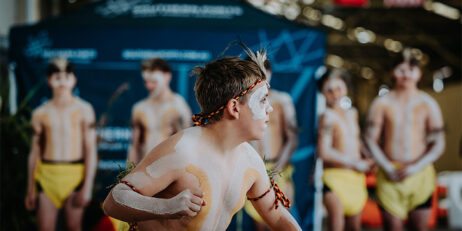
[[380, 208, 404, 231], [254, 221, 271, 231], [345, 213, 362, 231], [37, 192, 58, 231], [408, 208, 431, 231], [63, 192, 85, 231], [323, 191, 345, 231]]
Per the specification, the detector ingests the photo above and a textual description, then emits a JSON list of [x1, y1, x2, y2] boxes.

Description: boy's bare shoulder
[[240, 142, 265, 169], [142, 127, 202, 164]]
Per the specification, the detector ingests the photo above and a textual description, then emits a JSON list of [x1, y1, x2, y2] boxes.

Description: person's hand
[[166, 189, 205, 218], [353, 159, 374, 173], [73, 187, 91, 208], [25, 190, 37, 211]]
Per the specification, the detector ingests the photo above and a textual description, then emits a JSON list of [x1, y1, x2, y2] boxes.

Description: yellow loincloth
[[322, 168, 367, 216], [376, 163, 435, 219], [244, 163, 294, 223], [35, 160, 85, 209]]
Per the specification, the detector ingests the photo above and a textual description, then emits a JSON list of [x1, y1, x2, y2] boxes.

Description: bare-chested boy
[[128, 58, 191, 163], [103, 49, 301, 231], [317, 69, 374, 231], [245, 59, 298, 231], [24, 58, 97, 231], [366, 50, 445, 231]]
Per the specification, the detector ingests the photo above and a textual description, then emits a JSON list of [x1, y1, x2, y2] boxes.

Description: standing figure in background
[[128, 58, 191, 164], [24, 58, 97, 231], [244, 59, 299, 231], [366, 49, 445, 231], [317, 69, 374, 231]]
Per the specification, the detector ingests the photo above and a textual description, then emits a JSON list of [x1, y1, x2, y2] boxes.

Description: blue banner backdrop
[[9, 1, 325, 230]]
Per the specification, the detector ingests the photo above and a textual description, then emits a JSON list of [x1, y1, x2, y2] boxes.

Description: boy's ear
[[226, 99, 240, 120]]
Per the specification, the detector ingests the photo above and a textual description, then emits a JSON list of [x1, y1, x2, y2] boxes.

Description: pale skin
[[317, 77, 374, 231], [366, 62, 445, 231], [249, 70, 298, 231], [24, 70, 97, 231], [128, 69, 192, 163], [103, 82, 301, 231]]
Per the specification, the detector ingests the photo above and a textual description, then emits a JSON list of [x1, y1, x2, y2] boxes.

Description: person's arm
[[75, 106, 97, 207], [274, 95, 298, 172], [247, 152, 301, 231], [128, 108, 143, 163], [404, 99, 445, 176], [317, 114, 369, 172], [103, 141, 204, 222], [24, 112, 42, 211], [365, 100, 397, 180], [172, 97, 192, 134]]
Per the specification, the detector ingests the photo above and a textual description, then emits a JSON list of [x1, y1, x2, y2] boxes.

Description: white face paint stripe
[[248, 85, 270, 120]]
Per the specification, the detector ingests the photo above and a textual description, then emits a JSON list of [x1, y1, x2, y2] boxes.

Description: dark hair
[[141, 58, 171, 73], [392, 49, 421, 69], [47, 58, 74, 77], [193, 56, 266, 123], [317, 68, 350, 91]]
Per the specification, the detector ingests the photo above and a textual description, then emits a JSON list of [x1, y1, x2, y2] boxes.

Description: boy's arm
[[128, 107, 143, 163], [75, 106, 97, 207], [104, 140, 204, 222], [405, 99, 445, 176], [247, 156, 301, 231], [317, 115, 369, 172], [128, 121, 143, 163], [365, 101, 397, 179], [274, 96, 298, 172], [25, 112, 42, 211]]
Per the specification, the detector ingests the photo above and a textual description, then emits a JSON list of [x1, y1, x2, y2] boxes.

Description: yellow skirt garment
[[35, 161, 85, 209], [322, 168, 367, 216], [244, 163, 294, 223], [376, 164, 435, 219]]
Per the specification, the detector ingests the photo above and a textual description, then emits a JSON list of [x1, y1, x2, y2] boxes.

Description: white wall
[[0, 0, 17, 37]]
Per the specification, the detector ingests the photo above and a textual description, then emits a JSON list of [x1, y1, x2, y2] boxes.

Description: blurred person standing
[[317, 69, 374, 231], [244, 59, 299, 231], [366, 49, 445, 231], [25, 58, 97, 231], [127, 58, 191, 164]]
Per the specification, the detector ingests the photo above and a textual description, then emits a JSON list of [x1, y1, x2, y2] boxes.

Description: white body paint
[[367, 91, 444, 174], [32, 98, 93, 161], [112, 126, 285, 230], [50, 76, 75, 88], [132, 94, 191, 156], [248, 85, 272, 120]]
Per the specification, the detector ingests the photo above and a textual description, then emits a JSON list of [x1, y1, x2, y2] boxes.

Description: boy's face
[[322, 77, 347, 107], [142, 70, 171, 97], [393, 62, 421, 89], [240, 81, 273, 140], [47, 71, 76, 93]]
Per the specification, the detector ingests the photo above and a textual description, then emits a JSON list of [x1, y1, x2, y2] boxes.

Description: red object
[[384, 0, 423, 7], [92, 216, 116, 231], [334, 0, 368, 6]]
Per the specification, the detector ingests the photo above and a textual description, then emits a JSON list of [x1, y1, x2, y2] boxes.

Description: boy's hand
[[73, 188, 91, 208], [167, 189, 205, 218], [25, 190, 37, 211]]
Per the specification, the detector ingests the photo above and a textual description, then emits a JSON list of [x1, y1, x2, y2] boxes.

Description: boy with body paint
[[317, 69, 374, 231], [128, 58, 191, 164], [244, 59, 299, 231], [103, 49, 301, 231], [25, 58, 97, 231], [366, 49, 445, 231]]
